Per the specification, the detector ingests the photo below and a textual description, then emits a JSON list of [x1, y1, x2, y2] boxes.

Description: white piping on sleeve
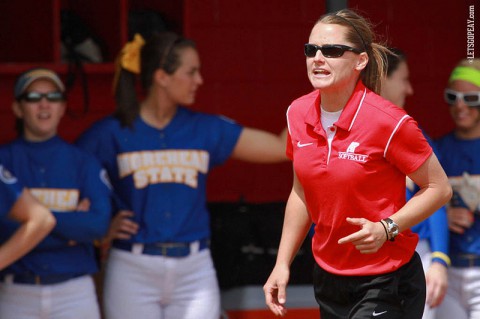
[[286, 105, 292, 136], [384, 114, 411, 158]]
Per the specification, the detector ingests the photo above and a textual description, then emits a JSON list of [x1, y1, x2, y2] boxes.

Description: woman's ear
[[12, 101, 23, 119], [153, 68, 170, 87], [355, 52, 369, 71]]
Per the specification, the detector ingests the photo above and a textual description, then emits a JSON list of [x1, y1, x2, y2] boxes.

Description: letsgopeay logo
[[338, 142, 369, 163], [117, 150, 209, 189]]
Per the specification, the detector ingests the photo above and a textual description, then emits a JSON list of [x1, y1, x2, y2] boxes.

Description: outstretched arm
[[231, 127, 288, 163], [0, 189, 55, 270]]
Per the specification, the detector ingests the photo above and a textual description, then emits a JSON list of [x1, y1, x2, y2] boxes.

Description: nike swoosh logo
[[372, 310, 387, 316], [297, 141, 314, 148]]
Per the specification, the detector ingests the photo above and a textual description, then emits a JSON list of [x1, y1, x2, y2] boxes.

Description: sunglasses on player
[[444, 89, 480, 107], [304, 44, 363, 58], [18, 91, 65, 103]]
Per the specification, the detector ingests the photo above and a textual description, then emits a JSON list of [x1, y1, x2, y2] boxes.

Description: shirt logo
[[30, 188, 80, 211], [449, 172, 480, 212], [346, 142, 359, 153], [117, 150, 210, 189], [338, 142, 369, 163], [297, 141, 314, 148], [372, 310, 387, 316], [0, 165, 17, 185]]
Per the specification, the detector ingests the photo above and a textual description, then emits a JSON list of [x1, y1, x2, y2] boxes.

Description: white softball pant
[[436, 266, 480, 319], [103, 248, 220, 319], [0, 275, 100, 319]]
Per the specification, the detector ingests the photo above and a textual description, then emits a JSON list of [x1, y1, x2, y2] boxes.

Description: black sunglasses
[[304, 43, 363, 58], [18, 91, 65, 103], [444, 89, 480, 107]]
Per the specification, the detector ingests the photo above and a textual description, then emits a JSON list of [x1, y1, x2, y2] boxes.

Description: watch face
[[391, 225, 399, 235], [385, 218, 399, 236]]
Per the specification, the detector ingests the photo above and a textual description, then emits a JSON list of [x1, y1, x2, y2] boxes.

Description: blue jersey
[[435, 132, 480, 255], [0, 164, 23, 219], [410, 132, 449, 261], [76, 107, 243, 243], [0, 136, 111, 276]]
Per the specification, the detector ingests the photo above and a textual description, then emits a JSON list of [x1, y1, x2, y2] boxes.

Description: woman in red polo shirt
[[264, 9, 452, 319]]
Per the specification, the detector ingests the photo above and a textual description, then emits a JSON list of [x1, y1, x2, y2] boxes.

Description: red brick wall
[[350, 0, 476, 138], [188, 0, 476, 202], [0, 0, 474, 202], [184, 0, 326, 202]]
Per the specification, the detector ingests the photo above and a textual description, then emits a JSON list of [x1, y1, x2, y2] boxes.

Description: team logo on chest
[[117, 150, 210, 189], [338, 142, 369, 163]]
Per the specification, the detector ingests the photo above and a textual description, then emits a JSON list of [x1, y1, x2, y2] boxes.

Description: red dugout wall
[[0, 0, 475, 203]]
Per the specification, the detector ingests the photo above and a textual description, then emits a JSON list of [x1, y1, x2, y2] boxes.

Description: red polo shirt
[[286, 81, 432, 276]]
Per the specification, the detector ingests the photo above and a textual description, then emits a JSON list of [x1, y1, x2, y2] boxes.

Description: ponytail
[[113, 34, 145, 127]]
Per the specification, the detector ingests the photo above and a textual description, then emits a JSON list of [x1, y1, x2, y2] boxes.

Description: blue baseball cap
[[14, 68, 65, 99]]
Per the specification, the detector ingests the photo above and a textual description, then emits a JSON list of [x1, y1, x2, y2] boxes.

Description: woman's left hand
[[337, 217, 388, 254]]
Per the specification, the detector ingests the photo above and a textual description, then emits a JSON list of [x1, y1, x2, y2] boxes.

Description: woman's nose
[[314, 49, 326, 62], [451, 96, 469, 109], [196, 73, 204, 85]]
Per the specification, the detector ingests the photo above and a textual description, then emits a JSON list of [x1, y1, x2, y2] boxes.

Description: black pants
[[313, 252, 426, 319]]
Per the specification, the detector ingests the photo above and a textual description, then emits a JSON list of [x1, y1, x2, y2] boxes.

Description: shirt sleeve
[[208, 115, 243, 167], [286, 131, 293, 160], [76, 119, 128, 211], [385, 117, 432, 175], [50, 155, 112, 243], [0, 165, 22, 218]]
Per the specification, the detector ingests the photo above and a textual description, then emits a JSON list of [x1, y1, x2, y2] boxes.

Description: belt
[[0, 273, 84, 285], [113, 239, 210, 257], [451, 254, 480, 268]]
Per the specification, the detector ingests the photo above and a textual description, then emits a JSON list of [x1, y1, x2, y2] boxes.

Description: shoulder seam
[[384, 115, 411, 158]]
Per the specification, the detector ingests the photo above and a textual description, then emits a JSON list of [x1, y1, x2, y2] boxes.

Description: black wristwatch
[[382, 218, 400, 241]]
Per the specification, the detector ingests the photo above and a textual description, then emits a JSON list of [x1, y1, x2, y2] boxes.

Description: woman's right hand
[[106, 210, 139, 241], [99, 210, 139, 262], [263, 263, 290, 317]]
